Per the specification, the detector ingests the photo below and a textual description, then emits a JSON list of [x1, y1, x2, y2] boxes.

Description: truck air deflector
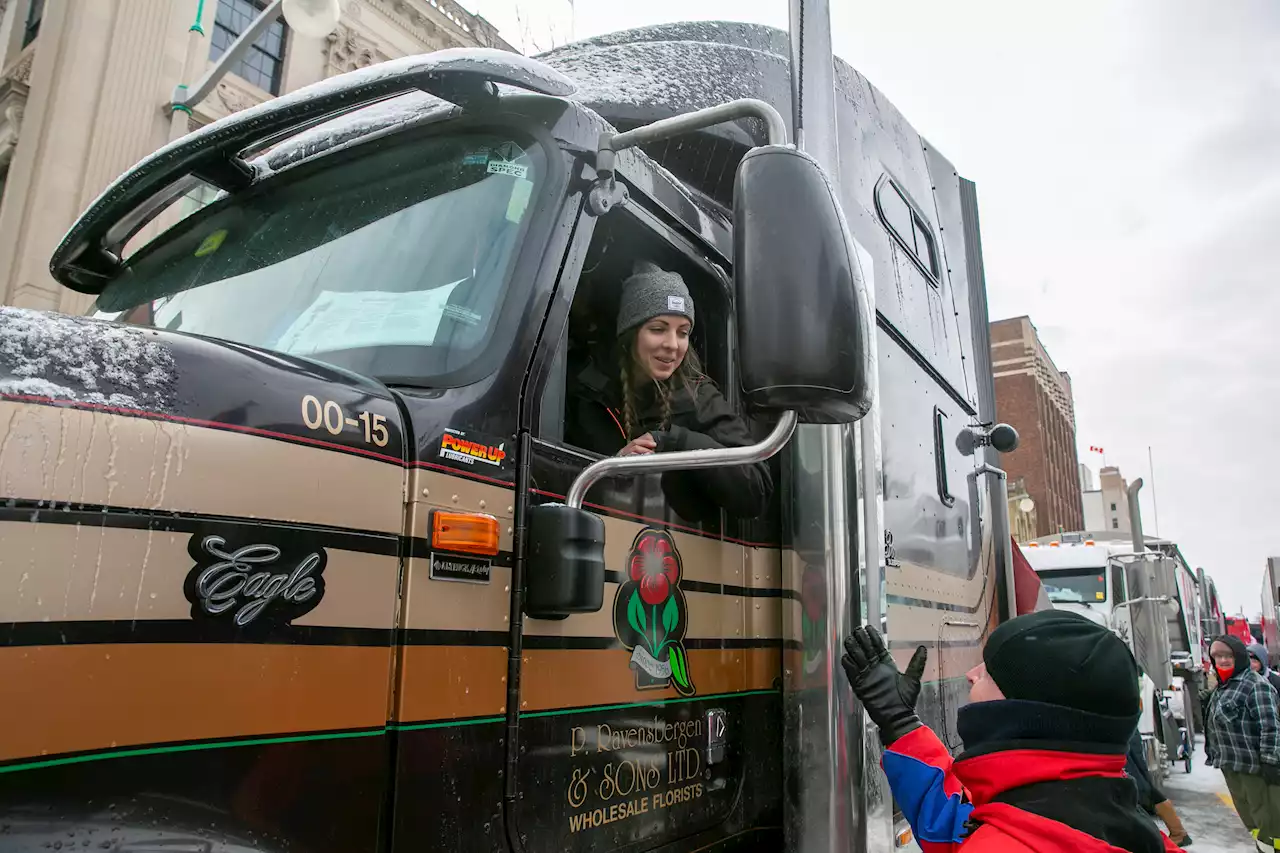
[[50, 49, 575, 295]]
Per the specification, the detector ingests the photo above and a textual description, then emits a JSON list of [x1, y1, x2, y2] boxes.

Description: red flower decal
[[629, 531, 681, 606]]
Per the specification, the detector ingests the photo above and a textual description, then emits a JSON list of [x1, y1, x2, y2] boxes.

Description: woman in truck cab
[[563, 261, 773, 520]]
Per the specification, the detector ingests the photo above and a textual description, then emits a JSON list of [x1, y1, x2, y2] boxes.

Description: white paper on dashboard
[[273, 280, 464, 356]]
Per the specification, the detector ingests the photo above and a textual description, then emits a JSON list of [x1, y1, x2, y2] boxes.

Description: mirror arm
[[589, 98, 789, 216], [608, 98, 789, 151], [565, 410, 798, 509]]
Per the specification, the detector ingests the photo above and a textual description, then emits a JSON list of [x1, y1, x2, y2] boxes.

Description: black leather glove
[[842, 626, 928, 747], [1262, 763, 1280, 786]]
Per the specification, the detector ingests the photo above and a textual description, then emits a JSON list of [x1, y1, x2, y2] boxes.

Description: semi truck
[[1200, 566, 1227, 657], [0, 7, 1020, 853], [1260, 558, 1280, 666]]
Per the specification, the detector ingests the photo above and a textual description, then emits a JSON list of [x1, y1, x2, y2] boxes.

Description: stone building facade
[[0, 0, 511, 314]]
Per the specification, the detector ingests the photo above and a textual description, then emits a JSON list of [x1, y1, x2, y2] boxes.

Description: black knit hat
[[984, 610, 1140, 718]]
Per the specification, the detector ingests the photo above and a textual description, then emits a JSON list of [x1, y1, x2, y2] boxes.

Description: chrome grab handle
[[565, 410, 798, 509]]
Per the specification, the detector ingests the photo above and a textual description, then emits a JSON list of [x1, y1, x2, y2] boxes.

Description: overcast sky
[[466, 0, 1280, 615]]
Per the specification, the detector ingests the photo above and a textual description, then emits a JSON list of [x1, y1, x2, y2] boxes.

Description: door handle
[[933, 407, 955, 508]]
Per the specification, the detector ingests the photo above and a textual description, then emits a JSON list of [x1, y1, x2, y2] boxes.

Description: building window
[[1110, 502, 1117, 511], [22, 0, 44, 47], [210, 0, 288, 95], [1112, 518, 1119, 529], [875, 176, 940, 282]]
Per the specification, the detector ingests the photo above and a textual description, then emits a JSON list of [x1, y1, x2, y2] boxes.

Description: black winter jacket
[[563, 355, 773, 520]]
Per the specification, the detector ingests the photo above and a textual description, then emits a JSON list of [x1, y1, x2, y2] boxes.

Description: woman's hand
[[618, 434, 657, 457]]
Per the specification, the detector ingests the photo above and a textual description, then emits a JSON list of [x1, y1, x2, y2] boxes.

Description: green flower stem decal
[[628, 589, 647, 635]]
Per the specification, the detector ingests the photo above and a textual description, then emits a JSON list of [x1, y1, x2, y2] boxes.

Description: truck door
[[512, 203, 786, 851]]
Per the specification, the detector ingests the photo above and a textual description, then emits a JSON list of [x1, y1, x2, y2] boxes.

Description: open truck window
[[94, 131, 546, 385], [539, 206, 733, 449]]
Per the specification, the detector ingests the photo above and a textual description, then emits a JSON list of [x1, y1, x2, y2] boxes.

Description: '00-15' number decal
[[301, 395, 389, 447]]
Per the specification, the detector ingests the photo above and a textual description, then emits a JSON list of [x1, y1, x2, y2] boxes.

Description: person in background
[[1248, 643, 1280, 695], [1205, 635, 1280, 852], [564, 260, 772, 519], [1126, 728, 1193, 847], [841, 610, 1182, 852]]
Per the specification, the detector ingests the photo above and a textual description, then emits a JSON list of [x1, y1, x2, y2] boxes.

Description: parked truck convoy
[[0, 9, 1025, 853], [1023, 530, 1208, 778]]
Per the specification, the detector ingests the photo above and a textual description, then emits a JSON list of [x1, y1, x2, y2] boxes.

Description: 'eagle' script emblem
[[185, 534, 327, 628]]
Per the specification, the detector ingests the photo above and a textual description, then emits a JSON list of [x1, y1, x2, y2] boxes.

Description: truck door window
[[533, 207, 780, 523], [94, 131, 547, 386], [541, 208, 732, 455]]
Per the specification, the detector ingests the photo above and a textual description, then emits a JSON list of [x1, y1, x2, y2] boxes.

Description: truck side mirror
[[524, 503, 605, 620], [734, 145, 872, 423]]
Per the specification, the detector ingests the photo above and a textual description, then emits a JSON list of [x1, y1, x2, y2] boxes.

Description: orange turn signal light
[[431, 510, 500, 557], [895, 827, 914, 847], [1049, 541, 1060, 547]]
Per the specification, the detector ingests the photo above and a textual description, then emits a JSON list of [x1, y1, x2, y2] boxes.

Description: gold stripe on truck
[[405, 470, 790, 641], [520, 648, 781, 712], [0, 522, 398, 628], [0, 644, 391, 763], [0, 400, 402, 534]]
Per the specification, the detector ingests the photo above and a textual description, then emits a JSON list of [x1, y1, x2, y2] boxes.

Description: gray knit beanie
[[616, 261, 695, 335]]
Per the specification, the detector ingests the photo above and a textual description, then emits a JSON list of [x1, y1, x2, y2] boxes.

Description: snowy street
[[1162, 737, 1257, 851]]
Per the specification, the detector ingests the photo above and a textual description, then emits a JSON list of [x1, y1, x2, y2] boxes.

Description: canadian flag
[[1089, 445, 1105, 454], [1012, 537, 1051, 615]]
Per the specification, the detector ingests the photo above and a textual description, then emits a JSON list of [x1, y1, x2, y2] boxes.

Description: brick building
[[990, 316, 1084, 536]]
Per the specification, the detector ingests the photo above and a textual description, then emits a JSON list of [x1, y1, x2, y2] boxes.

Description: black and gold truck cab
[[0, 21, 1014, 853]]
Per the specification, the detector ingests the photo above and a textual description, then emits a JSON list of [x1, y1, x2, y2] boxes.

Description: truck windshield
[[1038, 567, 1108, 604], [93, 131, 546, 383]]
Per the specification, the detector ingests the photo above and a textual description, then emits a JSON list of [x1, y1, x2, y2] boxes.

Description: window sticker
[[194, 229, 228, 258], [506, 178, 533, 223], [487, 160, 529, 179]]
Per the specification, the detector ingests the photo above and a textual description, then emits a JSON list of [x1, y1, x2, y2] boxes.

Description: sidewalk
[[1161, 739, 1257, 851]]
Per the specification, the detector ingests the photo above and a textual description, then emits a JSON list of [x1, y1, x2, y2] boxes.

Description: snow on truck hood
[[0, 307, 175, 410]]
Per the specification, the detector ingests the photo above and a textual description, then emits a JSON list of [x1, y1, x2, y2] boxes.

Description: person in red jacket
[[842, 610, 1183, 853]]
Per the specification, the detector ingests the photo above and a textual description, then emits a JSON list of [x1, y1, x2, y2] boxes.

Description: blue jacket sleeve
[[881, 725, 973, 851]]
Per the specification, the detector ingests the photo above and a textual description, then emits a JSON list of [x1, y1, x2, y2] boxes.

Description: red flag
[[1012, 537, 1051, 615], [1089, 445, 1105, 454]]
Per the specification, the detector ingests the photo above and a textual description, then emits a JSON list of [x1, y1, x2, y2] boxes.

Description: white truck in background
[[1023, 508, 1200, 781]]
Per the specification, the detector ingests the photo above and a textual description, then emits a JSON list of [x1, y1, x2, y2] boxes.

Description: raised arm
[[842, 628, 973, 851]]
